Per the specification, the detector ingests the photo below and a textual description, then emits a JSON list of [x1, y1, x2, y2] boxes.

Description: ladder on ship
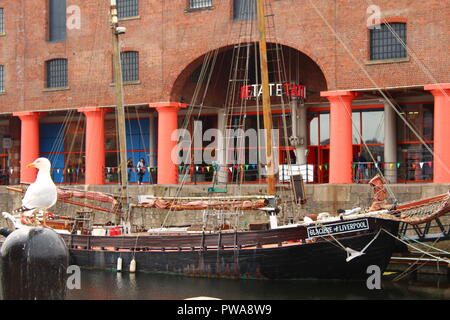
[[217, 0, 286, 187]]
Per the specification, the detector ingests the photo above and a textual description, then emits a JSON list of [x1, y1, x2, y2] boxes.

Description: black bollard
[[1, 227, 69, 300]]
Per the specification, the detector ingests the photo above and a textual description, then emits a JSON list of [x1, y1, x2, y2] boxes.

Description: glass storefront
[[40, 121, 86, 184], [105, 117, 154, 184], [32, 102, 435, 185], [353, 109, 385, 182], [0, 122, 12, 185], [38, 114, 156, 184], [308, 108, 385, 183], [306, 105, 434, 183], [396, 103, 434, 182]]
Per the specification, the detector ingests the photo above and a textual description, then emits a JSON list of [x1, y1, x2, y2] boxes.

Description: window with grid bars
[[189, 0, 212, 10], [46, 59, 68, 88], [117, 0, 139, 19], [233, 0, 256, 21], [370, 23, 407, 60], [121, 51, 139, 82], [48, 0, 66, 42], [0, 65, 4, 92], [0, 8, 4, 34]]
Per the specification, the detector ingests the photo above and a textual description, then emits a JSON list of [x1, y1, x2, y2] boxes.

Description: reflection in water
[[66, 269, 450, 300]]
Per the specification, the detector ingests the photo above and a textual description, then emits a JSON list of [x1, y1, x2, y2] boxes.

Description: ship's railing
[[59, 217, 391, 251], [352, 161, 433, 183], [0, 161, 432, 185], [399, 219, 450, 242], [61, 225, 308, 251]]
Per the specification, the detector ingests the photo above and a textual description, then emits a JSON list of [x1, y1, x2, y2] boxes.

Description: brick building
[[0, 0, 449, 186]]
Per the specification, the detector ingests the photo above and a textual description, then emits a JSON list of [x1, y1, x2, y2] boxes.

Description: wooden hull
[[64, 217, 400, 280]]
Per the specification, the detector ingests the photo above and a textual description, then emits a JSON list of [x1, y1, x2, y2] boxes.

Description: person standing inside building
[[354, 151, 366, 183], [127, 158, 134, 182], [137, 158, 146, 185]]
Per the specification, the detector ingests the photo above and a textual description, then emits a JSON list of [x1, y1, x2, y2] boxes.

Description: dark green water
[[66, 269, 450, 300]]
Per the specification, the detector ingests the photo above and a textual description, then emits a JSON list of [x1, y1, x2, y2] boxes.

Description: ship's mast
[[256, 0, 276, 196], [110, 0, 129, 211]]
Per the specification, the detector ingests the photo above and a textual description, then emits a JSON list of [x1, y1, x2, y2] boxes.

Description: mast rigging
[[256, 0, 276, 196]]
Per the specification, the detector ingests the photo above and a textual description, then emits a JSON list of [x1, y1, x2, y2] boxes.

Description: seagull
[[12, 157, 57, 226]]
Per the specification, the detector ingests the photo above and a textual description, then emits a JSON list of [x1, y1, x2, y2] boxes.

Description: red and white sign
[[240, 83, 306, 99]]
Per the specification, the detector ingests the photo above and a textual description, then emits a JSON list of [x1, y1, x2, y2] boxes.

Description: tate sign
[[240, 83, 306, 99]]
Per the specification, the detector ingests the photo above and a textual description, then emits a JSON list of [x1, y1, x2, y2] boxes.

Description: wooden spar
[[110, 2, 128, 199], [256, 0, 276, 196], [110, 1, 128, 213], [6, 186, 124, 216], [139, 195, 276, 200]]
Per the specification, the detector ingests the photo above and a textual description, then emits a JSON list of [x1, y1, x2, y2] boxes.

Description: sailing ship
[[3, 0, 450, 280]]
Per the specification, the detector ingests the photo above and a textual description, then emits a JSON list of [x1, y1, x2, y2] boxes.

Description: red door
[[307, 146, 329, 183]]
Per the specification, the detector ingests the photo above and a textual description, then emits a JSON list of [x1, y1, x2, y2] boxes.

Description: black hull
[[67, 218, 400, 280]]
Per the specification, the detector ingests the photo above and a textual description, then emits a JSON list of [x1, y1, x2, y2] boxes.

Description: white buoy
[[129, 258, 136, 273], [117, 257, 123, 272]]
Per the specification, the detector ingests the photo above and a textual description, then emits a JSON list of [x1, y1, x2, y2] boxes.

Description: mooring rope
[[382, 228, 450, 265], [314, 220, 382, 262], [401, 236, 450, 256], [392, 238, 440, 282]]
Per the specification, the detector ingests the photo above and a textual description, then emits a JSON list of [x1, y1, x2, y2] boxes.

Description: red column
[[13, 112, 45, 183], [150, 102, 186, 184], [320, 90, 359, 184], [78, 107, 110, 185], [424, 83, 450, 183]]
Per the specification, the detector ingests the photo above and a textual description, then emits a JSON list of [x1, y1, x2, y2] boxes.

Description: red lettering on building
[[240, 83, 306, 99]]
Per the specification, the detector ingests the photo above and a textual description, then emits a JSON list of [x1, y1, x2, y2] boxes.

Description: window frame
[[0, 65, 5, 93], [233, 0, 256, 21], [186, 0, 213, 11], [120, 51, 139, 83], [0, 8, 5, 35], [117, 0, 139, 20], [45, 58, 69, 89], [48, 0, 67, 42], [368, 21, 407, 62]]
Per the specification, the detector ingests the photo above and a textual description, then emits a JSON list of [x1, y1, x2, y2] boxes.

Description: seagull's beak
[[26, 162, 36, 168]]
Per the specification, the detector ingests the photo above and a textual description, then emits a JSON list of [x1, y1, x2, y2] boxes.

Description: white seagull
[[13, 157, 58, 225]]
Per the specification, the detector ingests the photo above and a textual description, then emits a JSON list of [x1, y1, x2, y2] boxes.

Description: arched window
[[46, 58, 68, 88], [369, 22, 407, 60]]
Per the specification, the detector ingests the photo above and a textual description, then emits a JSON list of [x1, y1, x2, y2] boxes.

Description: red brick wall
[[0, 0, 448, 114]]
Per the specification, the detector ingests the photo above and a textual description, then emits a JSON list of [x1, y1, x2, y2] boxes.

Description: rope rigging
[[307, 0, 450, 182]]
